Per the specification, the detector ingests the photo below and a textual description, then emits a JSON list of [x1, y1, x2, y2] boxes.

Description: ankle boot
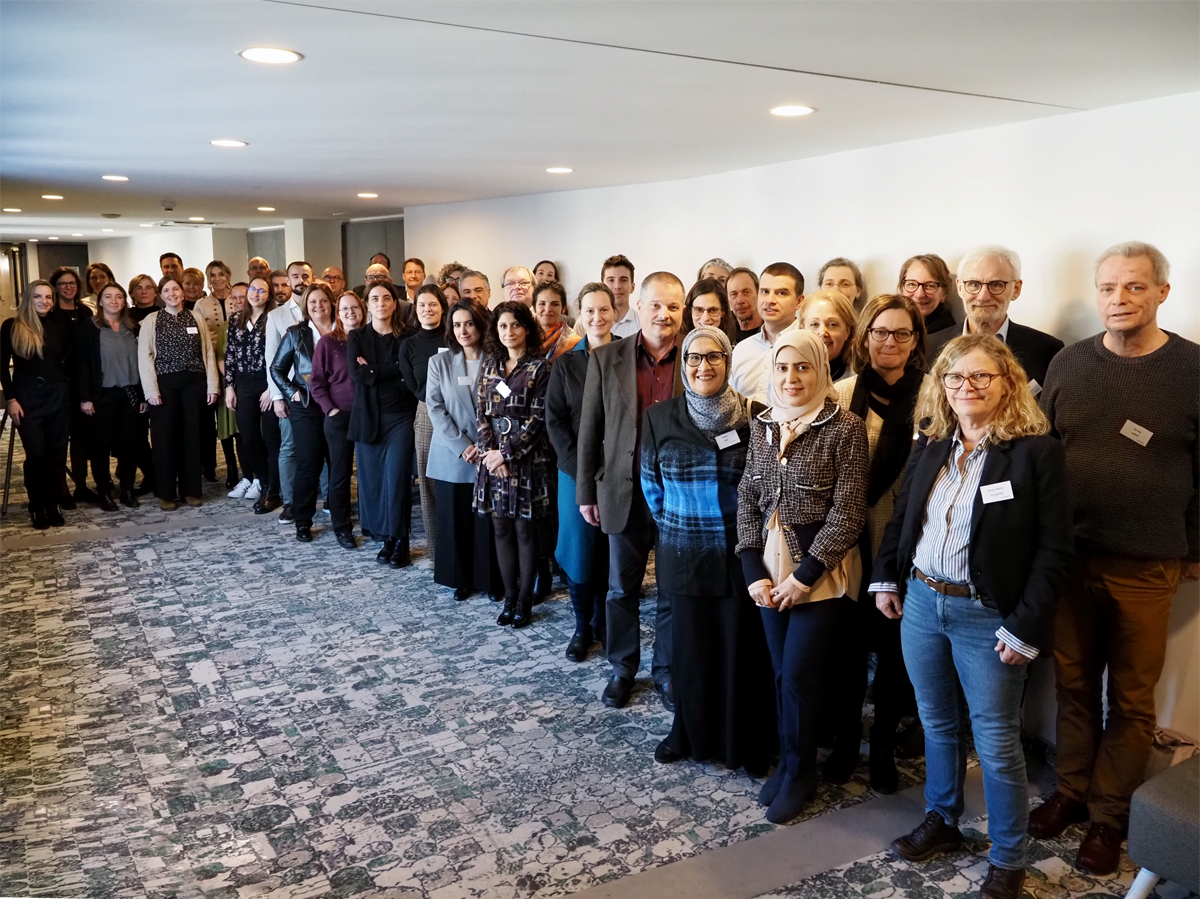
[[497, 596, 517, 626], [30, 506, 50, 530], [512, 591, 534, 628], [534, 559, 553, 603]]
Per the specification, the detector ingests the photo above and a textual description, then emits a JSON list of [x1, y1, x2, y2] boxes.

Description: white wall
[[408, 92, 1200, 742], [88, 228, 215, 288]]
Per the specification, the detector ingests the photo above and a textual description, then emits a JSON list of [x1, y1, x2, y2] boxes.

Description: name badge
[[980, 481, 1014, 504], [1120, 419, 1152, 447], [186, 327, 199, 335], [437, 347, 449, 353], [715, 430, 741, 449], [495, 381, 512, 398], [1028, 378, 1042, 397], [457, 375, 473, 386]]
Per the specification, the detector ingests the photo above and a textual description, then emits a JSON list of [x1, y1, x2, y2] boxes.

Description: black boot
[[533, 559, 553, 603], [497, 596, 517, 626], [869, 724, 899, 794], [119, 488, 139, 508], [376, 538, 396, 564], [46, 505, 65, 527], [97, 488, 119, 512], [30, 506, 50, 530], [565, 628, 592, 662], [511, 591, 534, 628], [389, 540, 411, 569]]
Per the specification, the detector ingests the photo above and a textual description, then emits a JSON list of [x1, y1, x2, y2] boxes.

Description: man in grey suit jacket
[[577, 272, 686, 710]]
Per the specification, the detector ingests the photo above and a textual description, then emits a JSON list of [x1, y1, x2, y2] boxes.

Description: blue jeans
[[901, 576, 1030, 870]]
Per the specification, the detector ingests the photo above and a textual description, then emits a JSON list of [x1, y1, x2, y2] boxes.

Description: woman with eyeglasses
[[736, 329, 868, 824], [474, 301, 551, 628], [681, 278, 739, 344], [224, 277, 280, 512], [898, 254, 957, 338], [871, 335, 1071, 899], [349, 284, 418, 568], [643, 326, 777, 777], [827, 295, 930, 792], [798, 289, 858, 382], [137, 275, 219, 510], [1, 281, 73, 528]]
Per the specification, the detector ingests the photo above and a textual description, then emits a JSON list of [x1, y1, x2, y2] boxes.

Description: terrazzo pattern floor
[[1, 422, 934, 899]]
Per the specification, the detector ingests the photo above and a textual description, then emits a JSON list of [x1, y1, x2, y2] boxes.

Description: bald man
[[321, 267, 346, 297], [248, 256, 271, 282]]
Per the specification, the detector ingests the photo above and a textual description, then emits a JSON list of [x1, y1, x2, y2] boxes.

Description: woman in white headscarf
[[735, 328, 869, 825]]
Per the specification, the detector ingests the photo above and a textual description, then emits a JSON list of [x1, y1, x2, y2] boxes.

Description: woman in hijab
[[736, 329, 869, 825], [642, 326, 777, 776]]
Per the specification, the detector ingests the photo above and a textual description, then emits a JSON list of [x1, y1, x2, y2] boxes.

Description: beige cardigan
[[137, 309, 219, 402]]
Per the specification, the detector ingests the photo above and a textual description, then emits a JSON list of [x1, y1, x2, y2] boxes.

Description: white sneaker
[[243, 479, 262, 501], [227, 478, 253, 499]]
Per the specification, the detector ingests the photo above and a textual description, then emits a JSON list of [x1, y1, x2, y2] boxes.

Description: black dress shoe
[[279, 503, 294, 522], [511, 592, 534, 628], [389, 543, 411, 568], [295, 525, 312, 542], [46, 506, 66, 527], [119, 488, 140, 508], [376, 539, 396, 563], [489, 593, 503, 602], [1028, 791, 1088, 839], [98, 493, 119, 512], [601, 674, 635, 709], [253, 495, 281, 514], [654, 740, 685, 764], [979, 865, 1026, 899], [890, 811, 964, 862], [497, 596, 517, 626], [30, 507, 50, 530], [565, 629, 593, 662], [654, 681, 676, 713], [335, 529, 357, 550], [454, 587, 471, 601]]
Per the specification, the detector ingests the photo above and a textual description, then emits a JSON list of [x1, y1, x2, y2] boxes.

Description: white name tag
[[457, 375, 473, 386], [186, 327, 199, 334], [715, 430, 741, 449], [1120, 419, 1152, 446], [495, 381, 512, 398], [980, 481, 1014, 504], [1028, 378, 1042, 397], [437, 347, 449, 353], [764, 427, 772, 445]]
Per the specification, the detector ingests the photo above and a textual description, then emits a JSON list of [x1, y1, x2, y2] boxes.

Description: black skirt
[[433, 479, 503, 594], [661, 589, 778, 775]]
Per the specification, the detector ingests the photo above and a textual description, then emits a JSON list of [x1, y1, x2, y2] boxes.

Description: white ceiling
[[1, 0, 1196, 241]]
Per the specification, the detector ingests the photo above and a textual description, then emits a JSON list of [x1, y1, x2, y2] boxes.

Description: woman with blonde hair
[[798, 289, 858, 382], [871, 334, 1072, 899], [1, 280, 73, 528], [128, 274, 161, 322]]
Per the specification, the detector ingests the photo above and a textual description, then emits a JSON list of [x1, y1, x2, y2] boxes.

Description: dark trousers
[[760, 596, 854, 779], [12, 382, 70, 511], [136, 410, 155, 492], [433, 479, 501, 592], [606, 489, 672, 685], [91, 387, 141, 492], [234, 377, 281, 497], [149, 371, 206, 502], [290, 400, 328, 527], [493, 516, 538, 600], [323, 411, 354, 532], [67, 399, 97, 493], [200, 400, 217, 479]]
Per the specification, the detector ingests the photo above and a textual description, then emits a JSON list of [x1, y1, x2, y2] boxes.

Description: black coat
[[545, 344, 590, 479], [346, 325, 416, 444], [927, 321, 1065, 388], [270, 323, 318, 407], [871, 432, 1074, 650]]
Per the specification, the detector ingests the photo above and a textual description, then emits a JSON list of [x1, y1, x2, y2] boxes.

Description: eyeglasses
[[961, 279, 1016, 296], [942, 372, 1000, 389], [247, 287, 267, 296], [683, 351, 727, 368], [503, 279, 533, 290], [902, 280, 943, 295], [867, 327, 916, 343]]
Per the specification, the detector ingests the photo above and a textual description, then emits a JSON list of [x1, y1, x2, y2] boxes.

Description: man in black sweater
[[1030, 241, 1199, 877], [926, 244, 1064, 391]]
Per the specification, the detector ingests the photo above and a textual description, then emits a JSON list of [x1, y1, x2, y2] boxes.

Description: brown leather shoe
[[891, 811, 964, 862], [980, 865, 1026, 899], [1075, 822, 1123, 876], [1028, 791, 1088, 838]]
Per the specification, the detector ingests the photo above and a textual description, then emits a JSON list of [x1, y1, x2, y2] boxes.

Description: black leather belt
[[490, 416, 519, 435], [914, 567, 973, 598]]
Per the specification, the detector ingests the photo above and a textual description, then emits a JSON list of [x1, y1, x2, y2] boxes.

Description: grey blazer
[[425, 350, 481, 484], [576, 332, 684, 535]]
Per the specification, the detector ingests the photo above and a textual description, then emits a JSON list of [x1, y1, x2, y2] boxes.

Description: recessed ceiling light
[[102, 228, 114, 232], [210, 139, 248, 148], [189, 217, 205, 221], [257, 206, 275, 212], [72, 233, 83, 237], [140, 223, 153, 227], [28, 238, 38, 242], [102, 175, 129, 182], [48, 236, 59, 240], [239, 47, 303, 64], [546, 167, 573, 174], [357, 193, 378, 198], [2, 208, 19, 213], [42, 194, 64, 200], [769, 105, 816, 117]]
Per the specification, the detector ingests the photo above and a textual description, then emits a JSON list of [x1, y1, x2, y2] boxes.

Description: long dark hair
[[48, 266, 83, 308], [444, 300, 490, 354], [234, 277, 277, 331], [483, 300, 543, 363]]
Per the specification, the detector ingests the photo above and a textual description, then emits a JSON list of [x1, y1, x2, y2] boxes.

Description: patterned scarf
[[681, 327, 749, 437]]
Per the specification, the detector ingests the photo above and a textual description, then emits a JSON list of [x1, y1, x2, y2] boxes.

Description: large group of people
[[2, 240, 1195, 899]]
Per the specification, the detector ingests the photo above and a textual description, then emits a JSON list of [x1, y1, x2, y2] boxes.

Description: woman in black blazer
[[271, 281, 336, 542], [871, 334, 1073, 899]]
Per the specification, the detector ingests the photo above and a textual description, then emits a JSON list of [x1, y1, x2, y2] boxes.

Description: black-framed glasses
[[867, 327, 916, 343], [683, 351, 727, 368], [941, 372, 1000, 389], [902, 279, 943, 295], [961, 279, 1016, 296]]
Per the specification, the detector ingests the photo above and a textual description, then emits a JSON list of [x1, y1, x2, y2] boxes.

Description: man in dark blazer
[[577, 272, 686, 710], [926, 245, 1064, 392]]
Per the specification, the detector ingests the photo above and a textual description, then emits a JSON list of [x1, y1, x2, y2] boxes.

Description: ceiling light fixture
[[48, 236, 59, 240], [140, 223, 153, 227], [257, 206, 275, 212], [769, 105, 816, 117], [102, 228, 114, 232], [210, 139, 248, 148], [102, 175, 129, 181], [28, 238, 38, 242], [42, 194, 64, 200], [357, 192, 378, 198], [2, 208, 19, 213], [189, 217, 205, 221], [239, 47, 303, 64], [72, 233, 83, 236], [546, 167, 573, 174]]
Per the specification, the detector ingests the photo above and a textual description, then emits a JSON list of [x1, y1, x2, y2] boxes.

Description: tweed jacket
[[736, 397, 869, 586]]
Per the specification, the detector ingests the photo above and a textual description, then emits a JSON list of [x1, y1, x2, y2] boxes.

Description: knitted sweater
[[1041, 331, 1198, 561]]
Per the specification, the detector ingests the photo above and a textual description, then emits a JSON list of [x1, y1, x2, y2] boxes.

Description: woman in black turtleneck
[[399, 284, 449, 566], [1, 281, 73, 528]]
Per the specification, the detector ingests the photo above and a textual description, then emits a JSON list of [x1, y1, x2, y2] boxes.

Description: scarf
[[850, 365, 925, 506], [764, 329, 838, 458], [681, 327, 748, 437], [542, 321, 582, 360]]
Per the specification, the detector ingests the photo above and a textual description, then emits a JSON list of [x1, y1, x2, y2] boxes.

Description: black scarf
[[850, 366, 924, 506]]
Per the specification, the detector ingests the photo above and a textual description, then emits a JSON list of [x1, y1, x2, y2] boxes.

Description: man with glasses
[[248, 256, 272, 283], [321, 267, 346, 297], [501, 266, 535, 307], [927, 245, 1063, 391]]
